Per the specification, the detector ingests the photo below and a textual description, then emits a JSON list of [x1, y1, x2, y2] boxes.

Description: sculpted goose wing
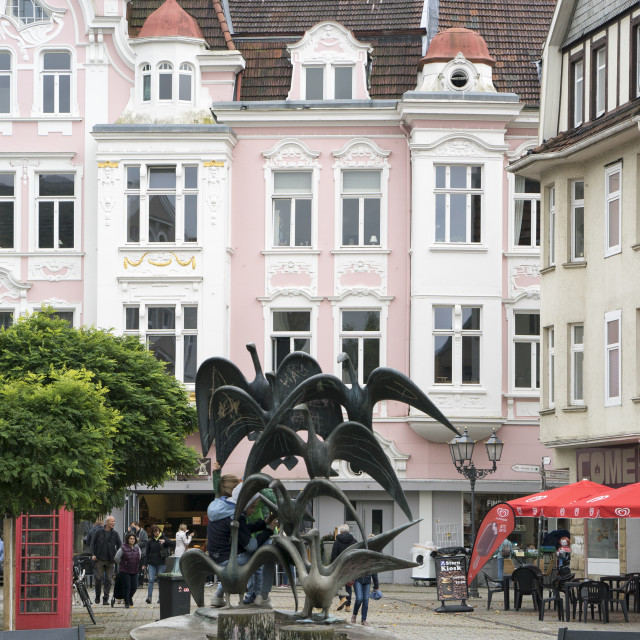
[[244, 425, 305, 478], [212, 386, 267, 466], [179, 549, 219, 608], [328, 421, 413, 521], [365, 368, 460, 437]]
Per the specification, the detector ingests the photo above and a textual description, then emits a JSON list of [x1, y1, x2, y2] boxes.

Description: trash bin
[[158, 572, 191, 619], [410, 541, 437, 584]]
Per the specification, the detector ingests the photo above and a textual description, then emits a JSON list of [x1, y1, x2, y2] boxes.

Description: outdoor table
[[563, 579, 590, 621], [503, 574, 511, 610]]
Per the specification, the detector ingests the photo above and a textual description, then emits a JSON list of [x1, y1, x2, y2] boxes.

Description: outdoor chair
[[623, 573, 640, 613], [578, 580, 611, 622], [512, 566, 539, 611], [602, 578, 631, 622], [534, 576, 564, 622], [482, 572, 504, 610]]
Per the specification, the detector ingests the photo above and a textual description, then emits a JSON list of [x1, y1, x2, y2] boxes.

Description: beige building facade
[[511, 0, 640, 576]]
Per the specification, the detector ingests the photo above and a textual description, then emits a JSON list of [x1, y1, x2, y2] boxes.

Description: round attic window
[[450, 69, 469, 89]]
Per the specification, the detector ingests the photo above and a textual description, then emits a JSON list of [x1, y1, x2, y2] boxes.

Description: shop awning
[[567, 482, 640, 519], [507, 479, 608, 518]]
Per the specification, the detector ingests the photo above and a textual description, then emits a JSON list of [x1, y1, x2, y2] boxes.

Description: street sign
[[512, 464, 540, 473], [545, 470, 570, 480]]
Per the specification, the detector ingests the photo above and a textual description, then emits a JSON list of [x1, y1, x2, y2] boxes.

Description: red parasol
[[507, 479, 608, 518], [569, 482, 640, 518]]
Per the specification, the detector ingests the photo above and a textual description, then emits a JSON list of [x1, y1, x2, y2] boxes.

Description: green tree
[[0, 309, 198, 517], [0, 369, 117, 516]]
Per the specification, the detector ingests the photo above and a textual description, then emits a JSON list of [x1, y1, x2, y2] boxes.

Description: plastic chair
[[512, 566, 540, 611], [482, 572, 504, 610], [534, 576, 564, 621], [578, 581, 609, 622]]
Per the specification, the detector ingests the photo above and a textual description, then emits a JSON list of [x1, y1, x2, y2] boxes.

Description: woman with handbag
[[141, 524, 175, 604], [115, 532, 142, 608], [351, 572, 379, 626]]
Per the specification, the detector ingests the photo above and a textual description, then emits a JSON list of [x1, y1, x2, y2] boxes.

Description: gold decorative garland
[[203, 160, 225, 167], [98, 161, 119, 168], [124, 252, 196, 269]]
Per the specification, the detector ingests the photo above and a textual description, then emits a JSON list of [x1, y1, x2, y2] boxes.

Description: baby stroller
[[111, 570, 125, 607]]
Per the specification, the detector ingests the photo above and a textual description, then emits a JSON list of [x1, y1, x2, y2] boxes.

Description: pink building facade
[[1, 0, 558, 580]]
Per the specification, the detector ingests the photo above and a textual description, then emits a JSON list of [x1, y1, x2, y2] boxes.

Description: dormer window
[[304, 65, 353, 100], [288, 22, 372, 101], [158, 62, 173, 100], [142, 64, 151, 102], [450, 69, 469, 89], [6, 0, 48, 25], [178, 63, 193, 102]]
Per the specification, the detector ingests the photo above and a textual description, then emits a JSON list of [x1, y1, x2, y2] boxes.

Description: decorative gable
[[287, 21, 372, 101]]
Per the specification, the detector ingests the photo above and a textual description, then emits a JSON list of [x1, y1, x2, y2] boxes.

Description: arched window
[[142, 63, 151, 102], [0, 51, 11, 114], [7, 0, 48, 25], [178, 63, 193, 102], [158, 62, 173, 100]]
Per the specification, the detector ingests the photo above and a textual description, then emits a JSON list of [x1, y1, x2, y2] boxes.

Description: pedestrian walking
[[350, 572, 378, 626], [89, 515, 122, 605], [115, 532, 142, 608], [142, 524, 175, 604], [175, 523, 193, 558], [331, 524, 357, 612]]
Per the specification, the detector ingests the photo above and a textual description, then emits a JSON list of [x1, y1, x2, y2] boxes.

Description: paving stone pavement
[[4, 582, 640, 639]]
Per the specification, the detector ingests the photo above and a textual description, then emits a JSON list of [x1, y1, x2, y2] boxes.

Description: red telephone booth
[[14, 508, 73, 630]]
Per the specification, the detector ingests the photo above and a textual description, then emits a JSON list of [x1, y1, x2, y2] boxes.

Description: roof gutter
[[508, 117, 639, 173]]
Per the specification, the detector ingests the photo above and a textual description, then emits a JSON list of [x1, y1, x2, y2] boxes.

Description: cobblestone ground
[[3, 582, 640, 639]]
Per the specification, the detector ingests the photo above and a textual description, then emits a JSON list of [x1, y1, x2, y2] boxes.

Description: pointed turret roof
[[137, 0, 204, 39]]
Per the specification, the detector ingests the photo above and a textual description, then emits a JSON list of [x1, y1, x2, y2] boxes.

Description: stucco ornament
[[263, 139, 320, 170], [0, 266, 31, 301], [205, 162, 226, 225], [333, 138, 390, 170], [0, 0, 65, 59], [28, 258, 81, 282], [98, 163, 119, 221]]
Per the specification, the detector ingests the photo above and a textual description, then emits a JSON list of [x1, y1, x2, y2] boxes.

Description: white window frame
[[35, 172, 77, 251], [433, 304, 482, 386], [0, 308, 15, 329], [571, 180, 585, 262], [0, 172, 16, 250], [141, 63, 151, 102], [340, 170, 382, 247], [127, 303, 198, 384], [570, 323, 584, 406], [548, 185, 556, 266], [270, 309, 312, 370], [158, 62, 173, 101], [40, 50, 73, 116], [434, 164, 483, 244], [604, 163, 621, 257], [7, 0, 48, 25], [178, 63, 194, 103], [636, 26, 640, 98], [0, 49, 13, 115], [573, 58, 584, 127], [548, 327, 555, 408], [272, 171, 313, 248], [302, 64, 354, 100], [339, 307, 382, 385], [594, 46, 606, 118], [604, 309, 622, 407], [513, 311, 540, 392], [125, 163, 199, 245], [512, 175, 540, 250]]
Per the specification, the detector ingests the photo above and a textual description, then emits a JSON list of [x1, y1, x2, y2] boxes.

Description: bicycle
[[73, 556, 96, 625]]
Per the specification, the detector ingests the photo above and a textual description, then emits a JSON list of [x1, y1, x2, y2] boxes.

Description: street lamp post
[[449, 427, 504, 598]]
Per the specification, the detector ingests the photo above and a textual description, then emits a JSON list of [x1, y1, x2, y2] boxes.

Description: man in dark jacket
[[331, 523, 357, 612], [207, 481, 277, 607], [141, 524, 175, 604], [90, 515, 122, 605]]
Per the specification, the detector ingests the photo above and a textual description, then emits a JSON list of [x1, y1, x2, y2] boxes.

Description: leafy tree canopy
[[0, 309, 199, 517], [0, 369, 117, 516]]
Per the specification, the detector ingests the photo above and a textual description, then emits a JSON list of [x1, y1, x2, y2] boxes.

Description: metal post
[[468, 466, 479, 598]]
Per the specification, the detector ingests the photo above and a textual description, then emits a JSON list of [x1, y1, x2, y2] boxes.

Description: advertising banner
[[435, 555, 468, 601], [467, 502, 515, 585]]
